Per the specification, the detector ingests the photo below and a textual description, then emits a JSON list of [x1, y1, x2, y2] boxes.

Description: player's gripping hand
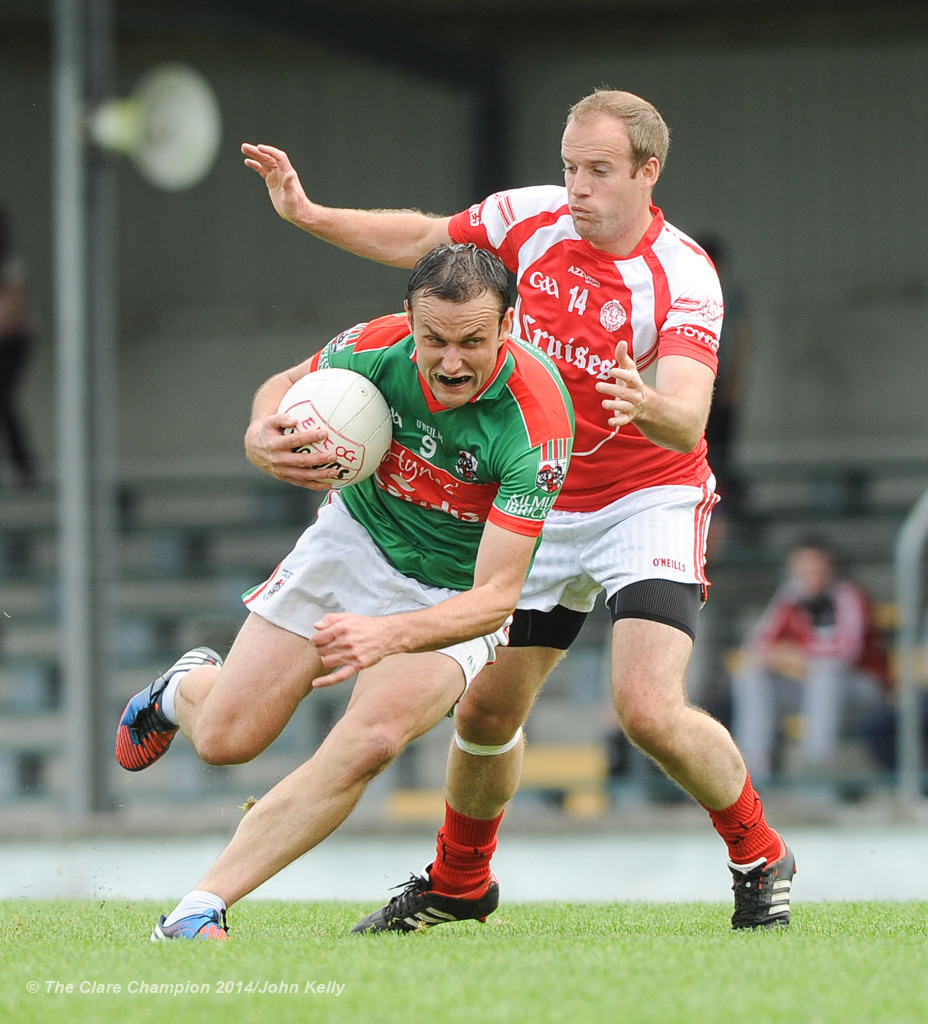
[[311, 613, 397, 687], [245, 412, 343, 490], [241, 143, 313, 227], [596, 340, 645, 428]]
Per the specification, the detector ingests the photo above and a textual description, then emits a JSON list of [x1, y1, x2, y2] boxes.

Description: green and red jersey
[[307, 313, 574, 591]]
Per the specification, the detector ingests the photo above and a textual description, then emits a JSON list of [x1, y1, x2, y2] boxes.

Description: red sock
[[706, 774, 783, 866], [428, 802, 503, 897]]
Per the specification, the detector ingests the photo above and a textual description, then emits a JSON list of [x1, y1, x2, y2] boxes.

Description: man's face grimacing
[[407, 291, 514, 408], [561, 113, 660, 253]]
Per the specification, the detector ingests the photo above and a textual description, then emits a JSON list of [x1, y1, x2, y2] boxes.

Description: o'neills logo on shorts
[[265, 568, 293, 599], [653, 557, 686, 572]]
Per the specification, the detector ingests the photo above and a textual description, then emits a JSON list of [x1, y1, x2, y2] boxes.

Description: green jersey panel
[[311, 314, 573, 591]]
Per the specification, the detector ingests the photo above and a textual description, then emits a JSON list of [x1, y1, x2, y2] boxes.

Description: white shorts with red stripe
[[518, 482, 719, 614], [242, 496, 508, 688]]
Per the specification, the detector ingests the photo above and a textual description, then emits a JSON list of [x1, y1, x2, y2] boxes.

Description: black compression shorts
[[606, 579, 701, 641], [509, 579, 702, 651]]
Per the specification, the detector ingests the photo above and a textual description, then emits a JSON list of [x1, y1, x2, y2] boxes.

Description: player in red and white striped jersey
[[243, 88, 794, 931], [447, 184, 720, 509]]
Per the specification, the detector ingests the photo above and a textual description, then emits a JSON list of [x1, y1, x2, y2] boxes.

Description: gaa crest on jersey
[[529, 270, 560, 297], [536, 459, 567, 493], [675, 296, 724, 327], [697, 297, 724, 326], [599, 300, 627, 332], [455, 450, 479, 482], [535, 438, 569, 493]]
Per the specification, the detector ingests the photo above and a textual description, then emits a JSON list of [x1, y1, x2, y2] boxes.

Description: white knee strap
[[454, 727, 523, 756]]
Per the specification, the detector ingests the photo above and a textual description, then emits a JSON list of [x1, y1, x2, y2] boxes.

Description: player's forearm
[[391, 528, 535, 653], [250, 372, 292, 422], [633, 386, 709, 453], [293, 206, 450, 269], [249, 355, 318, 423], [390, 583, 519, 655]]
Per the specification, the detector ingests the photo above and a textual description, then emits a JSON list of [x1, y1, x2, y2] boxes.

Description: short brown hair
[[567, 89, 670, 174], [406, 243, 511, 321]]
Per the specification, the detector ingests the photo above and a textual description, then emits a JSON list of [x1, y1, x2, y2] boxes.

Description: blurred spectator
[[731, 538, 891, 786], [0, 207, 37, 486]]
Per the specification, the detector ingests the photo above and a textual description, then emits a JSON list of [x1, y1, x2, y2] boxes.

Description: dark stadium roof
[[5, 1, 928, 56]]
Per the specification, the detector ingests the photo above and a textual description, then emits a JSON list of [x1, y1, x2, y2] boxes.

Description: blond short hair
[[567, 89, 670, 174]]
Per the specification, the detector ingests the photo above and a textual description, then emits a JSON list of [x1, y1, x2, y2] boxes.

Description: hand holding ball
[[277, 368, 392, 487]]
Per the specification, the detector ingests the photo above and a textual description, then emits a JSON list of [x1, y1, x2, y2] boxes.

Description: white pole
[[894, 485, 928, 805], [52, 0, 94, 818], [52, 0, 117, 819]]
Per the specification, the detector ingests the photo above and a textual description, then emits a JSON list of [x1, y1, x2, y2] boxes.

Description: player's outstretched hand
[[241, 142, 312, 226], [311, 613, 394, 686], [596, 340, 645, 428], [245, 412, 342, 490]]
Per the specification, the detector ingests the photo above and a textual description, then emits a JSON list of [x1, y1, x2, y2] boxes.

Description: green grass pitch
[[3, 899, 928, 1023]]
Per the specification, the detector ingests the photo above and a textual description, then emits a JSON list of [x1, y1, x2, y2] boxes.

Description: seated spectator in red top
[[731, 537, 890, 785]]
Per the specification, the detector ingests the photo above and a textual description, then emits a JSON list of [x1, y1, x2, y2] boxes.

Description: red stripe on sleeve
[[488, 505, 545, 537], [505, 343, 573, 448]]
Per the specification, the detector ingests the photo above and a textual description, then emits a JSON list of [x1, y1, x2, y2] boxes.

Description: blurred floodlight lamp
[[89, 63, 222, 191]]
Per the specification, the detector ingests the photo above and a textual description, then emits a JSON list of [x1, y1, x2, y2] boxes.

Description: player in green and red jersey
[[293, 311, 571, 594], [114, 243, 573, 940]]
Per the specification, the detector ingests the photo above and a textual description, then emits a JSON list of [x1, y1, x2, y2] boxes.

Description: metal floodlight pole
[[52, 0, 117, 819], [894, 485, 928, 806]]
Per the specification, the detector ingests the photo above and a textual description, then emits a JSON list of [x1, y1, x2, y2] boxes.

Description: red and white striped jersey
[[449, 186, 723, 512]]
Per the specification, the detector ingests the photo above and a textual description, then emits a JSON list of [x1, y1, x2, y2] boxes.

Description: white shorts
[[519, 483, 718, 614], [242, 495, 507, 687]]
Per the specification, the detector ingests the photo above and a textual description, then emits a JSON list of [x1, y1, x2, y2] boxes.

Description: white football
[[277, 367, 392, 487]]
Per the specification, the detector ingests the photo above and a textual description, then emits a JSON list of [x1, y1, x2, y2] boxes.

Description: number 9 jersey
[[307, 313, 574, 593]]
